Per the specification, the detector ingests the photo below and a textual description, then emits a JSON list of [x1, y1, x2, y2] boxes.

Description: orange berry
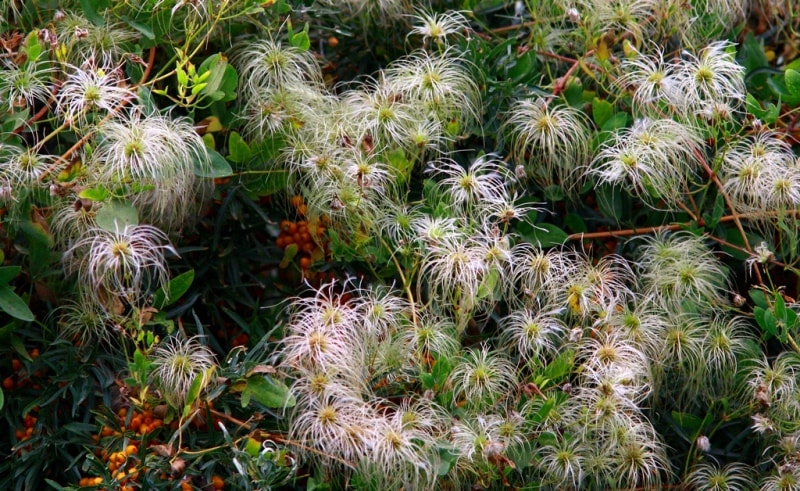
[[129, 417, 142, 432], [291, 195, 303, 208], [15, 429, 25, 440], [101, 426, 114, 437], [299, 257, 312, 270], [11, 359, 22, 371], [328, 36, 339, 48], [2, 376, 14, 390], [25, 427, 33, 437], [124, 444, 138, 455], [211, 475, 224, 490], [117, 408, 127, 418]]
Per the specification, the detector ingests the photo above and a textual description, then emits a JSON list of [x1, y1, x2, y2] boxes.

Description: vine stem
[[565, 213, 747, 240], [693, 147, 763, 285], [566, 212, 793, 270]]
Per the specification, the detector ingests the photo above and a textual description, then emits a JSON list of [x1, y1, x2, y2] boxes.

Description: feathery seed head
[[0, 59, 55, 110], [505, 97, 591, 188], [57, 65, 134, 126], [408, 9, 470, 46], [449, 345, 517, 409], [151, 335, 216, 408], [233, 39, 323, 99], [688, 462, 753, 491], [64, 224, 175, 310]]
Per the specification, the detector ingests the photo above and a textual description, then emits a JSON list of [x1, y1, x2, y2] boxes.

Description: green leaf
[[520, 223, 569, 248], [215, 65, 239, 102], [432, 356, 452, 387], [592, 97, 613, 128], [227, 132, 253, 163], [183, 367, 211, 410], [0, 266, 21, 284], [703, 193, 725, 229], [80, 0, 109, 25], [290, 31, 311, 51], [78, 185, 110, 202], [17, 220, 56, 278], [152, 269, 195, 309], [23, 31, 44, 63], [176, 66, 189, 87], [563, 82, 584, 108], [543, 349, 574, 383], [601, 112, 629, 132], [240, 375, 296, 408], [121, 15, 155, 39], [757, 307, 778, 339], [749, 289, 768, 309], [506, 50, 536, 83], [564, 213, 587, 234], [774, 293, 787, 322], [0, 387, 4, 411], [745, 92, 778, 123], [420, 372, 435, 390], [197, 53, 228, 99], [768, 76, 800, 105], [786, 69, 800, 97], [671, 411, 705, 433], [95, 200, 139, 232], [0, 285, 34, 321], [197, 149, 233, 178]]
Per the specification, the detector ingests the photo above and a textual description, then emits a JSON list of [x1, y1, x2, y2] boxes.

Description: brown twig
[[692, 147, 763, 285]]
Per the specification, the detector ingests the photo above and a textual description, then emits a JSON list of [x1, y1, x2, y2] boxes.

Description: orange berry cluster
[[3, 349, 44, 392], [12, 411, 37, 452], [79, 403, 225, 489], [275, 196, 329, 275]]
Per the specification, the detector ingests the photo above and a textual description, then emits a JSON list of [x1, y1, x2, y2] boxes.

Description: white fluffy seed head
[[505, 97, 591, 188], [150, 336, 217, 408], [64, 224, 175, 310], [232, 38, 323, 99]]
